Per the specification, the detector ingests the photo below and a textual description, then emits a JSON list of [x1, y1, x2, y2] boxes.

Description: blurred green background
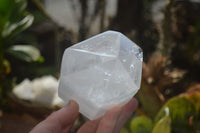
[[0, 0, 200, 132]]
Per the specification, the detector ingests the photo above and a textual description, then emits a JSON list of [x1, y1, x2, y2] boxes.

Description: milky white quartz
[[13, 76, 65, 107], [58, 31, 143, 120]]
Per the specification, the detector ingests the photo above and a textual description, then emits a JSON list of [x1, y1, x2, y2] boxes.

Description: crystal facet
[[58, 31, 143, 120]]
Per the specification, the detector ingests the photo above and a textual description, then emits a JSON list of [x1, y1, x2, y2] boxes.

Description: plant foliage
[[0, 0, 41, 105]]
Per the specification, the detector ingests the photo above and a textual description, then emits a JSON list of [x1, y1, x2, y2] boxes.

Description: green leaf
[[155, 97, 198, 133], [6, 45, 41, 62], [37, 56, 44, 63], [9, 0, 27, 23], [138, 82, 163, 118], [184, 85, 200, 112], [2, 14, 34, 38], [1, 0, 34, 40], [15, 0, 27, 14], [0, 0, 27, 33], [0, 0, 11, 13], [120, 128, 130, 133], [155, 97, 197, 122], [0, 0, 12, 19], [0, 0, 12, 34], [130, 116, 153, 133], [153, 107, 171, 133], [152, 114, 171, 133]]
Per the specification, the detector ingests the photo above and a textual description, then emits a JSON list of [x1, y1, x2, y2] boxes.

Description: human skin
[[30, 98, 138, 133]]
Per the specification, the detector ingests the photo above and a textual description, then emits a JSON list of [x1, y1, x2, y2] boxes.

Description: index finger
[[30, 100, 79, 133]]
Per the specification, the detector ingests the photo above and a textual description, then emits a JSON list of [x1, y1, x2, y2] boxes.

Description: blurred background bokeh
[[0, 0, 200, 132]]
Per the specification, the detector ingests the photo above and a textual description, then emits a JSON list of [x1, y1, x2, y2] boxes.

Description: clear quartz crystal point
[[58, 31, 143, 120]]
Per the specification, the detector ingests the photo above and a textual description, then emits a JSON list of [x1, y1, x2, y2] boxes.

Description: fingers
[[77, 117, 101, 133], [78, 98, 138, 133], [30, 100, 79, 133], [113, 98, 138, 133], [96, 106, 122, 133], [30, 98, 137, 133]]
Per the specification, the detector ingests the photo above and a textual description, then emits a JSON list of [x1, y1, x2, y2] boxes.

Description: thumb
[[30, 100, 79, 133]]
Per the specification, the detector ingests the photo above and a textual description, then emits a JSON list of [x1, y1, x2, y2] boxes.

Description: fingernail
[[67, 100, 74, 107], [68, 100, 72, 105], [66, 100, 79, 108]]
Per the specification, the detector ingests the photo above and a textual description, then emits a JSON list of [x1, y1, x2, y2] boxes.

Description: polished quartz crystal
[[58, 31, 143, 120]]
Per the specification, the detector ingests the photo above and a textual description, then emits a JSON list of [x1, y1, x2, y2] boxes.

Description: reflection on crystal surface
[[58, 31, 143, 120]]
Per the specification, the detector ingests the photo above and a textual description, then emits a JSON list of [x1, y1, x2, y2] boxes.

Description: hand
[[30, 98, 138, 133]]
